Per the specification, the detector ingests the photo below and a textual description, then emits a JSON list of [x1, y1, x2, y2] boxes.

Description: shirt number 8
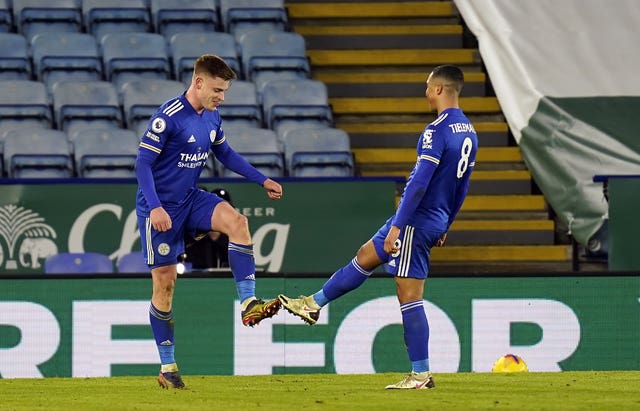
[[456, 137, 473, 178]]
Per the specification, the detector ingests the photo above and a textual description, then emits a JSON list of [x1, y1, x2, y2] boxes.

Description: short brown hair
[[193, 54, 237, 81]]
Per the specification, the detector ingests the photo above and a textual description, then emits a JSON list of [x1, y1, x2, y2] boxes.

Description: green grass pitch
[[1, 371, 639, 410]]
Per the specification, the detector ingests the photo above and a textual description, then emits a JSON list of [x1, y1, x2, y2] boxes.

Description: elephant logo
[[19, 237, 58, 269], [0, 204, 57, 270]]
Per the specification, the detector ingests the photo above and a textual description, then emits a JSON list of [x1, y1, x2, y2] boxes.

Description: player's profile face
[[199, 74, 230, 111], [425, 72, 436, 111]]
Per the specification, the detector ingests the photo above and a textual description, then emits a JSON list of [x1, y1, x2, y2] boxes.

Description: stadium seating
[[116, 251, 149, 273], [100, 32, 171, 91], [120, 78, 185, 135], [219, 126, 284, 177], [31, 33, 102, 92], [51, 81, 122, 134], [3, 128, 73, 178], [83, 0, 150, 43], [280, 127, 354, 177], [0, 33, 30, 80], [261, 79, 333, 133], [13, 0, 82, 41], [72, 128, 138, 178], [0, 0, 11, 32], [0, 80, 52, 133], [151, 0, 218, 38], [44, 252, 113, 274], [219, 0, 287, 39], [169, 32, 240, 84], [238, 30, 310, 92], [216, 80, 261, 128]]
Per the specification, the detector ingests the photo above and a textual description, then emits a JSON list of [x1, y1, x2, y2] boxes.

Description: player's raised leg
[[212, 201, 280, 326], [279, 240, 380, 324]]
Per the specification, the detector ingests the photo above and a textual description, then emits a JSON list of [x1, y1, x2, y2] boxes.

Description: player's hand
[[436, 232, 447, 247], [384, 225, 401, 255], [263, 178, 283, 200], [150, 206, 172, 232]]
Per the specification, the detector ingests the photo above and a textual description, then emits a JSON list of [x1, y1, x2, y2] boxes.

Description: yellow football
[[492, 354, 529, 372]]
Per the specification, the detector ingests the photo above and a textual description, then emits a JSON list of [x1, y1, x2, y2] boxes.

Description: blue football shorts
[[371, 217, 444, 279], [138, 189, 226, 269]]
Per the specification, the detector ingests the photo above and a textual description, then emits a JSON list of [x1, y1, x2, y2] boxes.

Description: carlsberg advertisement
[[0, 179, 396, 274]]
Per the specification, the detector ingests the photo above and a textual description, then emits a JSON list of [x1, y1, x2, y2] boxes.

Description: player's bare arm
[[263, 178, 283, 200], [150, 206, 172, 232], [437, 232, 447, 247]]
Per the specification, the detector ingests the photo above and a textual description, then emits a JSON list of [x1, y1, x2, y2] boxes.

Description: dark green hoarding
[[0, 179, 396, 274], [0, 275, 637, 378]]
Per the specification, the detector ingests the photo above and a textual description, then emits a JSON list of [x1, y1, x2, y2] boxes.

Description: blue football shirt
[[392, 107, 478, 232]]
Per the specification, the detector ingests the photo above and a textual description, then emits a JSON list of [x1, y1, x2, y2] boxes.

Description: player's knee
[[227, 213, 251, 240], [355, 241, 381, 270]]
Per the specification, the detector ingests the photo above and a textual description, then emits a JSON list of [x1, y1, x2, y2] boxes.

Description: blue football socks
[[316, 257, 372, 306], [400, 300, 430, 373], [228, 242, 256, 304], [149, 303, 175, 365]]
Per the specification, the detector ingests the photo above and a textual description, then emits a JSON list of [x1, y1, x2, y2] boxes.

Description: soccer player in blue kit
[[135, 55, 283, 389], [278, 65, 478, 390]]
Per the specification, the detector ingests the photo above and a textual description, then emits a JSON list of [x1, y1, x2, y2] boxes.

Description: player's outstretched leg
[[157, 363, 186, 389], [241, 297, 281, 327], [278, 294, 321, 325], [385, 371, 435, 390]]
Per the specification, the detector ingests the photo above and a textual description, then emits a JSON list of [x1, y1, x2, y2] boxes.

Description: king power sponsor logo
[[0, 203, 289, 273]]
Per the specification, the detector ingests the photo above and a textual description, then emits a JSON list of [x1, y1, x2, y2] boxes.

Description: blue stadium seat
[[238, 30, 310, 92], [280, 127, 354, 177], [219, 0, 287, 39], [51, 81, 122, 134], [216, 80, 261, 128], [31, 33, 102, 92], [219, 126, 284, 178], [3, 128, 73, 178], [151, 0, 218, 38], [0, 0, 13, 33], [44, 252, 114, 274], [261, 79, 333, 133], [0, 80, 52, 132], [120, 78, 185, 135], [0, 33, 30, 80], [72, 127, 138, 178], [100, 32, 170, 91], [169, 31, 240, 83], [116, 251, 149, 273], [13, 0, 82, 41], [83, 0, 150, 43]]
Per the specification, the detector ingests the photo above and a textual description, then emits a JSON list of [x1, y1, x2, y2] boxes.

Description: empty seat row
[[0, 78, 331, 136], [0, 124, 354, 179], [44, 251, 151, 274], [0, 30, 310, 91], [1, 0, 288, 41], [221, 125, 354, 178], [1, 127, 138, 178]]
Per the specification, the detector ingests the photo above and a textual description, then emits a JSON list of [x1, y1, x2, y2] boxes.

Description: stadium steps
[[296, 24, 465, 49], [306, 48, 479, 69], [285, 0, 570, 271], [330, 96, 500, 115], [315, 71, 487, 97], [286, 1, 460, 24], [341, 121, 509, 148]]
